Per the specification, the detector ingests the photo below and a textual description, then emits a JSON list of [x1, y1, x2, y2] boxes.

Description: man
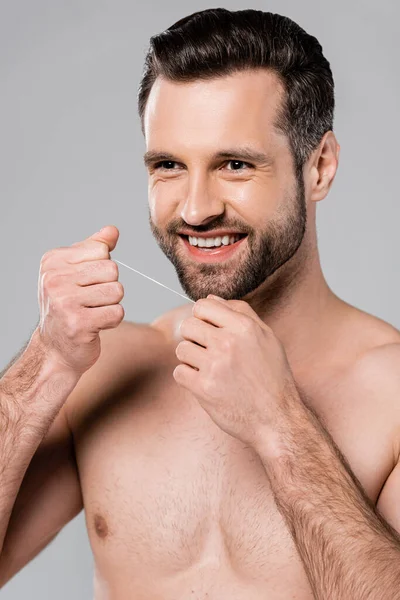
[[1, 7, 400, 599]]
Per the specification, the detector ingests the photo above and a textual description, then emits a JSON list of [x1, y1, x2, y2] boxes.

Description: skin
[[1, 68, 400, 599]]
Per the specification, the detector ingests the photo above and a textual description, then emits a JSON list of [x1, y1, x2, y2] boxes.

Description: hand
[[36, 225, 124, 375], [173, 295, 298, 447]]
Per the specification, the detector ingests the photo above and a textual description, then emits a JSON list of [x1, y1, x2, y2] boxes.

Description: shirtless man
[[1, 7, 400, 599]]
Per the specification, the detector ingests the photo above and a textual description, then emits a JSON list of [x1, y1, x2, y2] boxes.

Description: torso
[[66, 303, 400, 600]]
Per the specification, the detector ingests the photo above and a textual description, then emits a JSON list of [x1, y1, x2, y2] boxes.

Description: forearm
[[256, 393, 400, 600], [0, 328, 80, 553]]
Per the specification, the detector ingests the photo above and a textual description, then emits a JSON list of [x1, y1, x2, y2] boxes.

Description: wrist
[[1, 329, 81, 418], [28, 328, 82, 381], [253, 425, 290, 466], [252, 395, 312, 465]]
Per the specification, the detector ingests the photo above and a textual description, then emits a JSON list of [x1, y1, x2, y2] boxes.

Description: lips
[[181, 233, 245, 246], [178, 231, 247, 239], [179, 233, 247, 264]]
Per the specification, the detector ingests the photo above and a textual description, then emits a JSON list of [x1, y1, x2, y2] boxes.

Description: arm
[[0, 321, 145, 587], [0, 404, 82, 587], [252, 344, 400, 600], [0, 223, 126, 586], [172, 298, 400, 600], [0, 329, 81, 559], [256, 395, 400, 600], [0, 318, 164, 588], [0, 329, 82, 586]]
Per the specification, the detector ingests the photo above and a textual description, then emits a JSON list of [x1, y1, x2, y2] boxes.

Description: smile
[[179, 234, 247, 263]]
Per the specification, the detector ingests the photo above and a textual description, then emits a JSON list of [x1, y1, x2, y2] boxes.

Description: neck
[[243, 233, 341, 371]]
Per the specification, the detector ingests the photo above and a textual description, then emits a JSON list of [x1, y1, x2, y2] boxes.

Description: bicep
[[0, 405, 83, 587]]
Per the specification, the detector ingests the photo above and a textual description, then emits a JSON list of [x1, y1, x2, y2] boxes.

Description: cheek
[[148, 184, 170, 225], [227, 178, 283, 223], [148, 179, 184, 223]]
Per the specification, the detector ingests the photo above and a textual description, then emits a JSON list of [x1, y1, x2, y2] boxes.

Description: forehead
[[143, 69, 286, 152]]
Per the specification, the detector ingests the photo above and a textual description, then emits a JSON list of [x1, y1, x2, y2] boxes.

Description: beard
[[149, 175, 307, 302]]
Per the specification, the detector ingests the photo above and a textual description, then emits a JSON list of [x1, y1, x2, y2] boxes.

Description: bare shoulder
[[346, 340, 400, 393], [338, 301, 400, 388], [64, 318, 170, 429], [94, 318, 169, 375], [150, 303, 193, 344], [335, 308, 400, 448]]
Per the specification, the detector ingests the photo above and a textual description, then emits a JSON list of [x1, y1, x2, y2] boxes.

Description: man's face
[[143, 68, 307, 302]]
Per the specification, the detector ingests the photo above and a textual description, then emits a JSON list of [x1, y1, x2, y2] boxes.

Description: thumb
[[90, 225, 120, 252]]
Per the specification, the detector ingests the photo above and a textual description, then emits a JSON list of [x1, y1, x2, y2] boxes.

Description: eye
[[224, 160, 253, 171], [154, 161, 180, 171]]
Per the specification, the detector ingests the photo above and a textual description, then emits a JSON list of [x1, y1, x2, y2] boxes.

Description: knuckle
[[232, 299, 248, 310], [240, 300, 252, 311], [237, 315, 252, 333], [83, 240, 109, 260], [43, 271, 61, 292], [179, 317, 193, 336], [95, 241, 110, 260], [220, 333, 234, 352], [98, 284, 111, 298], [114, 281, 124, 300], [193, 299, 207, 313], [104, 302, 123, 319], [202, 376, 218, 397], [83, 260, 99, 276], [40, 250, 55, 267], [209, 354, 222, 375], [178, 320, 187, 337], [65, 314, 81, 338], [41, 247, 69, 272], [109, 260, 119, 279], [55, 295, 73, 313], [110, 303, 124, 324]]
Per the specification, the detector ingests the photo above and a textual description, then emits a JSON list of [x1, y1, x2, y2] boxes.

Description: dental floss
[[114, 259, 195, 304]]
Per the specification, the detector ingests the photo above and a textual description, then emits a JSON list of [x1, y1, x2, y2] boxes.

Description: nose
[[180, 172, 225, 226]]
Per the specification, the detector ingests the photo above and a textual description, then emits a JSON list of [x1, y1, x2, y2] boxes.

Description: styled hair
[[137, 8, 335, 178]]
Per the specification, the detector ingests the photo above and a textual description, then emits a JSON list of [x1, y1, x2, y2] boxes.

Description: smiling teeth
[[189, 235, 241, 247]]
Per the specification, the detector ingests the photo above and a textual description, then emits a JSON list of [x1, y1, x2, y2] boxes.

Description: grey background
[[0, 0, 398, 597]]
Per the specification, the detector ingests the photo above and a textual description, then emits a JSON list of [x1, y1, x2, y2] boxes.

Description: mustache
[[148, 211, 252, 237], [164, 220, 252, 237]]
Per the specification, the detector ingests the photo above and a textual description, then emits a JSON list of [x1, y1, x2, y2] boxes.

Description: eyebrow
[[143, 146, 274, 168]]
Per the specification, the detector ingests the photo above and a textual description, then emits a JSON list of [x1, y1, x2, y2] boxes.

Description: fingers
[[175, 339, 206, 371], [41, 225, 120, 266], [192, 297, 260, 331], [179, 316, 214, 348], [173, 362, 199, 386], [78, 281, 124, 308], [74, 259, 119, 286], [37, 225, 124, 374], [192, 297, 235, 329], [86, 304, 125, 332]]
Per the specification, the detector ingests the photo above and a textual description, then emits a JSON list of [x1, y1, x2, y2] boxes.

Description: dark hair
[[137, 8, 335, 178]]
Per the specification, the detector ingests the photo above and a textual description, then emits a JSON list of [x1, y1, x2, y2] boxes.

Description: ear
[[308, 132, 340, 203]]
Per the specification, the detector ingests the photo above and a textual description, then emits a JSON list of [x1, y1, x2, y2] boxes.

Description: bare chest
[[71, 359, 393, 590]]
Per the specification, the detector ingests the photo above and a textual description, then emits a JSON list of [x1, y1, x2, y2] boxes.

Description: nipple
[[94, 514, 109, 539]]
